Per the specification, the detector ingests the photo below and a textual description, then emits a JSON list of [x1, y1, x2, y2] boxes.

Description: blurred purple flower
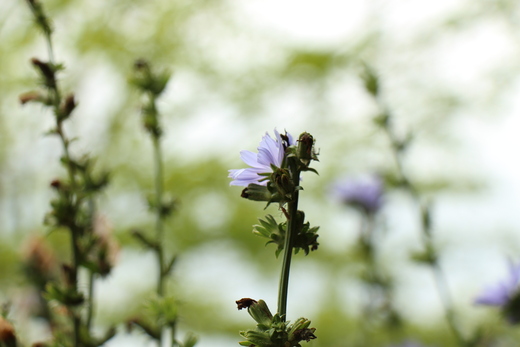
[[388, 342, 426, 347], [474, 262, 520, 322], [228, 129, 294, 187], [330, 175, 383, 214]]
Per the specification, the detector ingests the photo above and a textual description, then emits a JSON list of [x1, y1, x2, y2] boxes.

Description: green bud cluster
[[130, 59, 171, 138], [237, 299, 316, 347]]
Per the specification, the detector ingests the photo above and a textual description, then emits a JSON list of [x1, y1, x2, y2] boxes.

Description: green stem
[[86, 270, 95, 331], [277, 162, 301, 321], [151, 115, 167, 347], [152, 134, 165, 297], [69, 226, 81, 347]]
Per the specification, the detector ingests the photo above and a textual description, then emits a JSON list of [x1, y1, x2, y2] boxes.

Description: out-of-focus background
[[2, 0, 520, 346]]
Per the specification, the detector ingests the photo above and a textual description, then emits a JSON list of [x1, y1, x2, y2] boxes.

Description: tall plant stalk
[[362, 65, 469, 346], [234, 131, 319, 346], [153, 135, 166, 297], [22, 2, 113, 346], [130, 60, 188, 347]]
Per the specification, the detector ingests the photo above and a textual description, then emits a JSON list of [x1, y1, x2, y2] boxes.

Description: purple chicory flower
[[330, 175, 384, 214], [228, 129, 295, 187], [474, 262, 520, 322]]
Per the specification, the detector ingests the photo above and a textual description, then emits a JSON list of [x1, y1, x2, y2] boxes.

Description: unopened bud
[[241, 184, 280, 204], [58, 94, 76, 121], [297, 132, 318, 167], [271, 168, 294, 200], [31, 58, 56, 88], [245, 299, 273, 328]]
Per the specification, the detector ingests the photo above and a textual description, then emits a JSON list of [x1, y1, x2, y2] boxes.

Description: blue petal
[[474, 282, 510, 306], [240, 150, 261, 167]]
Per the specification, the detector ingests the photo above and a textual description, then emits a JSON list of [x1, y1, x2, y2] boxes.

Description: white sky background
[[4, 0, 520, 346]]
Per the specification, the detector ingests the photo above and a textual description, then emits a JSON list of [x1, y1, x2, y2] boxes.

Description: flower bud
[[297, 132, 317, 166], [57, 94, 77, 121], [236, 298, 273, 328], [31, 58, 56, 88], [271, 168, 294, 200], [241, 184, 280, 204]]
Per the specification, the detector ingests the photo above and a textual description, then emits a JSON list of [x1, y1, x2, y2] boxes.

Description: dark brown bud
[[58, 94, 76, 120], [50, 179, 61, 189], [31, 58, 56, 87]]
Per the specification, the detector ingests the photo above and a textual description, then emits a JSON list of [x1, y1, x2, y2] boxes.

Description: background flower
[[474, 262, 520, 307], [474, 262, 520, 323], [228, 129, 294, 186], [329, 175, 384, 214]]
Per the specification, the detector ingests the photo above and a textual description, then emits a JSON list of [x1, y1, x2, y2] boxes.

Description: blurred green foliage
[[2, 0, 520, 346]]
